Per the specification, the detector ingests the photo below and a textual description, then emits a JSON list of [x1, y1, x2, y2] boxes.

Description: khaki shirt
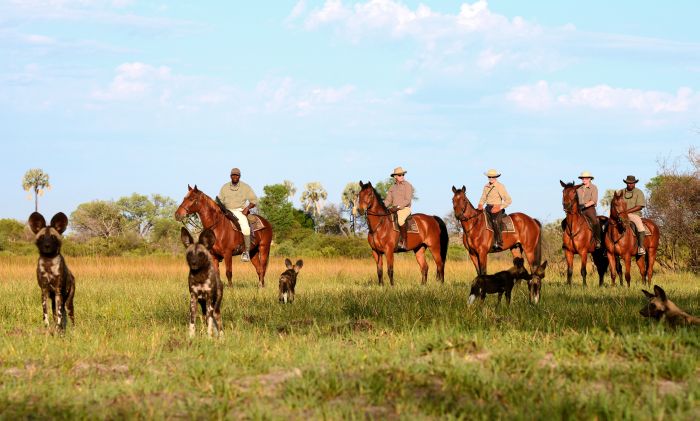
[[618, 187, 645, 216], [219, 181, 257, 210], [576, 184, 598, 207], [478, 181, 512, 208], [384, 180, 413, 209]]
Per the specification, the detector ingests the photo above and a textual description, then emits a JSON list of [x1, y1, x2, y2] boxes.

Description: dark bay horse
[[175, 185, 273, 288], [560, 181, 609, 286], [451, 186, 542, 275], [606, 191, 660, 287], [356, 181, 448, 286]]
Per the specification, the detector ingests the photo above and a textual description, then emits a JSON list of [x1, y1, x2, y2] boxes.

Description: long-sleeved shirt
[[478, 181, 512, 208], [618, 187, 645, 216], [384, 180, 414, 209], [218, 181, 257, 210], [576, 184, 598, 208]]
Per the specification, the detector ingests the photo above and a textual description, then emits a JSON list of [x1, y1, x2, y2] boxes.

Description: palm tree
[[283, 180, 297, 201], [341, 182, 360, 235], [22, 168, 50, 212], [300, 182, 327, 231]]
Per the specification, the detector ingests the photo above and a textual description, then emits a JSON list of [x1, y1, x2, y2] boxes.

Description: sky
[[2, 0, 699, 224]]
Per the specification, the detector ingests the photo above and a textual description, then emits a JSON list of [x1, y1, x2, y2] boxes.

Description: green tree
[[283, 180, 296, 200], [258, 184, 300, 240], [0, 219, 26, 251], [599, 189, 616, 214], [340, 182, 361, 235], [117, 193, 177, 238], [70, 200, 125, 239], [301, 182, 328, 231], [22, 168, 50, 212]]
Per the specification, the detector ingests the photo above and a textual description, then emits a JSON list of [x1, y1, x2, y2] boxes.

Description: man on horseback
[[577, 171, 601, 249], [383, 166, 413, 250], [618, 175, 646, 256], [477, 169, 511, 250], [218, 168, 258, 262]]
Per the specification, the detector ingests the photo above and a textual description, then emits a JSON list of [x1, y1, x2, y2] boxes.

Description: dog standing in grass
[[468, 257, 531, 306], [640, 285, 700, 327], [28, 212, 75, 331], [279, 258, 303, 304], [181, 227, 224, 338]]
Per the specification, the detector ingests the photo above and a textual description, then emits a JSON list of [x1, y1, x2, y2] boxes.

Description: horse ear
[[193, 184, 199, 192], [50, 212, 69, 234], [452, 186, 457, 193], [285, 258, 293, 269], [180, 227, 194, 247], [653, 285, 667, 301], [28, 212, 47, 234], [641, 289, 655, 299], [294, 259, 303, 273], [198, 228, 216, 249], [461, 185, 466, 193], [188, 184, 192, 191], [560, 180, 567, 188], [359, 180, 364, 187]]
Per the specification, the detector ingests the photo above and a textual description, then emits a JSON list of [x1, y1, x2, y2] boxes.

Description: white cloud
[[23, 34, 57, 45], [91, 62, 173, 101], [256, 76, 355, 115], [507, 80, 698, 114]]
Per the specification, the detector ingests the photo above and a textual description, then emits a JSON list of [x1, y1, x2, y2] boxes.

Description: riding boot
[[592, 220, 602, 249], [398, 223, 408, 250], [241, 235, 251, 262], [636, 231, 646, 255], [493, 211, 503, 250]]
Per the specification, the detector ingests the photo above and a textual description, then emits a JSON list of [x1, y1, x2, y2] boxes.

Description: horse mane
[[192, 188, 221, 214], [366, 184, 388, 212]]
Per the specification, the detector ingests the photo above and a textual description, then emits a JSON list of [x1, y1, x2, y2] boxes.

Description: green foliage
[[259, 183, 314, 241], [273, 233, 369, 258], [70, 200, 125, 239], [0, 219, 25, 249]]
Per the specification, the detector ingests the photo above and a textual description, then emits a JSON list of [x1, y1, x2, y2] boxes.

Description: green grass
[[0, 255, 698, 419]]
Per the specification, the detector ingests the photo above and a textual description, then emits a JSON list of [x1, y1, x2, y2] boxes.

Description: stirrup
[[241, 252, 250, 262], [637, 247, 646, 256]]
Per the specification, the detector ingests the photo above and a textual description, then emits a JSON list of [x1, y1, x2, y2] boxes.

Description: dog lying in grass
[[640, 285, 700, 327], [468, 257, 531, 306], [279, 258, 303, 304]]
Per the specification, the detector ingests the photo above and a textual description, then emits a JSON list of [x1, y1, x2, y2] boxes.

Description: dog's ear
[[180, 227, 194, 247], [50, 212, 69, 234], [294, 259, 303, 273], [641, 289, 655, 299], [28, 212, 47, 234], [535, 261, 548, 277], [198, 228, 216, 249], [653, 285, 667, 302], [285, 258, 293, 269]]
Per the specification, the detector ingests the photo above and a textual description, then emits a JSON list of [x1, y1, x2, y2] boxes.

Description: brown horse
[[560, 181, 609, 286], [174, 185, 273, 288], [451, 186, 542, 276], [356, 181, 448, 286], [606, 191, 660, 287]]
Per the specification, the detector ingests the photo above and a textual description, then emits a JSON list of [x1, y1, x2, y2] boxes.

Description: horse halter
[[562, 189, 577, 214], [454, 194, 479, 223], [359, 188, 391, 217], [180, 194, 200, 215]]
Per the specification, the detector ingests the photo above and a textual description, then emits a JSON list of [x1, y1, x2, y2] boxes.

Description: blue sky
[[2, 0, 698, 223]]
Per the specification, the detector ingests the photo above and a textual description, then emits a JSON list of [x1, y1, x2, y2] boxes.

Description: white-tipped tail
[[283, 293, 288, 303], [468, 295, 476, 305]]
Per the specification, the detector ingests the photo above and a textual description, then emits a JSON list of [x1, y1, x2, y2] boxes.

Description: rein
[[359, 189, 392, 234], [455, 196, 481, 234]]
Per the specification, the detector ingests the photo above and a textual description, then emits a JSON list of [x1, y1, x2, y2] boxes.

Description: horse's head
[[356, 181, 377, 215], [610, 190, 628, 227], [528, 261, 547, 305], [560, 180, 580, 214], [174, 184, 204, 221], [451, 185, 469, 220]]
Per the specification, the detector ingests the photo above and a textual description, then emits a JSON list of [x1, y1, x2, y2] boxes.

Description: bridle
[[357, 188, 392, 233], [453, 194, 480, 232], [179, 193, 223, 231]]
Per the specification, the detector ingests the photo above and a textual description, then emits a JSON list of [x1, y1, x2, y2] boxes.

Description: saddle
[[392, 214, 420, 233], [483, 212, 515, 233], [630, 220, 654, 237], [228, 214, 266, 233]]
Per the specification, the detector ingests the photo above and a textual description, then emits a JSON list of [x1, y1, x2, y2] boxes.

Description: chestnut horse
[[451, 186, 542, 276], [606, 191, 660, 287], [356, 181, 448, 286], [175, 185, 273, 288], [560, 181, 609, 286]]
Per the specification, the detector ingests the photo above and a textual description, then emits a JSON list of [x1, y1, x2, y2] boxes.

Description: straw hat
[[483, 169, 501, 178], [623, 175, 639, 184], [578, 171, 594, 180], [391, 167, 407, 176]]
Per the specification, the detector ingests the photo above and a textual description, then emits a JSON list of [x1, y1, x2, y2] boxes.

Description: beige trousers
[[397, 207, 411, 226], [628, 214, 645, 232], [231, 209, 251, 235]]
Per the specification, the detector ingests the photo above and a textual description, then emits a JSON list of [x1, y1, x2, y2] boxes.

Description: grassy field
[[0, 254, 698, 420]]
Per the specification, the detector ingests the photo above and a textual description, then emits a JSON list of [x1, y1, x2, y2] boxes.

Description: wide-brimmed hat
[[484, 169, 501, 178], [391, 166, 407, 176], [578, 171, 594, 180], [230, 167, 241, 175], [623, 175, 639, 184]]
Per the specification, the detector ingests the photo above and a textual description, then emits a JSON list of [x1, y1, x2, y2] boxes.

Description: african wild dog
[[28, 212, 75, 331], [468, 257, 531, 306], [279, 258, 303, 304], [527, 261, 548, 305], [180, 227, 224, 338], [640, 285, 700, 327]]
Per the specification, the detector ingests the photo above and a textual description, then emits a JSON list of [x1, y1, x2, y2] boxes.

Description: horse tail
[[534, 218, 543, 266], [433, 215, 449, 264]]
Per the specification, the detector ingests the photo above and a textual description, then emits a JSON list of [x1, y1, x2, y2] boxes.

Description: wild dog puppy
[[180, 227, 224, 338], [28, 212, 75, 331], [640, 285, 700, 327], [527, 261, 548, 305], [279, 258, 303, 304], [468, 257, 531, 306]]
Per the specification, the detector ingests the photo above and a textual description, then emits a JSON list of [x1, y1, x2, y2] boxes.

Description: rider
[[478, 169, 512, 250], [383, 166, 413, 250], [218, 167, 258, 262], [576, 171, 601, 249], [619, 175, 646, 256]]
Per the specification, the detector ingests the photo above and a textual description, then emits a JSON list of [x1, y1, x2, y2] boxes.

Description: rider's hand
[[491, 205, 501, 213], [242, 207, 250, 216], [477, 204, 484, 210]]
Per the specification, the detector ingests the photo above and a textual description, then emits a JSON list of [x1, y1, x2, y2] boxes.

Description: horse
[[356, 181, 448, 286], [560, 181, 609, 286], [451, 186, 542, 276], [174, 185, 273, 288], [606, 191, 660, 287]]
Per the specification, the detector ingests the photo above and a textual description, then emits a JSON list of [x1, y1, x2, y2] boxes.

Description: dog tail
[[433, 215, 449, 265], [534, 218, 542, 266]]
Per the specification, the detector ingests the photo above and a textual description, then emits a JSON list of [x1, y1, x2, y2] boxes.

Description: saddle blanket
[[392, 215, 420, 233], [631, 221, 654, 236], [229, 214, 266, 233], [483, 213, 515, 233]]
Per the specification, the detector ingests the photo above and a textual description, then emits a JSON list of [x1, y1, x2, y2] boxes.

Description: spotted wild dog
[[279, 258, 303, 304], [527, 261, 548, 305], [468, 257, 531, 306], [640, 285, 700, 328], [28, 212, 75, 331], [180, 227, 224, 338]]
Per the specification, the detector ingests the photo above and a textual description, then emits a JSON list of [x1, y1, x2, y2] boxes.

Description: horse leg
[[249, 248, 264, 288], [635, 254, 647, 286], [646, 248, 657, 285], [468, 251, 480, 278], [386, 251, 396, 287], [606, 251, 617, 287], [477, 249, 488, 276], [580, 250, 589, 287], [427, 242, 444, 283], [623, 255, 632, 287], [414, 247, 429, 285], [565, 249, 574, 285], [372, 250, 383, 286], [223, 253, 233, 288]]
